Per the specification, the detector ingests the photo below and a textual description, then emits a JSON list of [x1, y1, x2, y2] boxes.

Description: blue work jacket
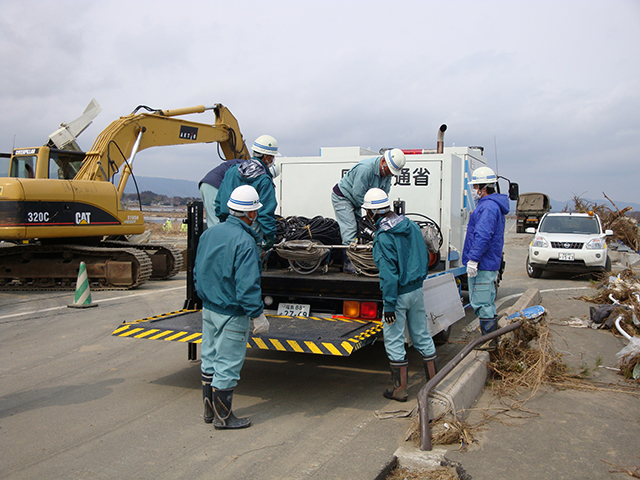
[[462, 193, 510, 271], [198, 158, 244, 189]]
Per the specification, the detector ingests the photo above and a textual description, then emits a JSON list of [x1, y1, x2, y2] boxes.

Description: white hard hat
[[384, 148, 406, 175], [268, 162, 281, 178], [469, 166, 497, 185], [252, 134, 279, 157], [362, 188, 391, 210], [227, 185, 263, 212]]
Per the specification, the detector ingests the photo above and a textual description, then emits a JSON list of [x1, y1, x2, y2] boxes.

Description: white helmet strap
[[230, 209, 256, 223]]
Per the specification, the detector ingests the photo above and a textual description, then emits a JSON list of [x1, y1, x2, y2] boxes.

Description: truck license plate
[[277, 303, 311, 317], [558, 253, 574, 261]]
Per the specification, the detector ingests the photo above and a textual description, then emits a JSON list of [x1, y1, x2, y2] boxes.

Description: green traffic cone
[[68, 261, 98, 308]]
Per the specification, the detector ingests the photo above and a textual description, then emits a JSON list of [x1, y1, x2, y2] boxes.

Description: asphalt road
[[1, 219, 635, 480]]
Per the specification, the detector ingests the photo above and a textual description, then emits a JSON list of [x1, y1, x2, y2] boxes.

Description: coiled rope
[[345, 242, 378, 277]]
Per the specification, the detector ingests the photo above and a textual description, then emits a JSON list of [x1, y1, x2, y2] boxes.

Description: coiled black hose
[[276, 216, 342, 246]]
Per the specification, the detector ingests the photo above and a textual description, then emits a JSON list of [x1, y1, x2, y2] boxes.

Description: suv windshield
[[539, 215, 600, 234]]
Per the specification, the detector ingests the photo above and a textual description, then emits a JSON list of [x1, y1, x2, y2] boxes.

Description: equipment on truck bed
[[112, 201, 386, 359], [0, 102, 249, 290]]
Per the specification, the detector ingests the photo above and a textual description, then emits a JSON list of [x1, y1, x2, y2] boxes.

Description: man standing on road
[[462, 166, 509, 351], [215, 135, 280, 250], [195, 185, 270, 429], [362, 188, 438, 402], [331, 148, 406, 273]]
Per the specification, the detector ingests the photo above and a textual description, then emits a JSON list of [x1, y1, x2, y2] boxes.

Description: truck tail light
[[360, 302, 378, 319], [343, 301, 378, 320], [343, 301, 359, 318]]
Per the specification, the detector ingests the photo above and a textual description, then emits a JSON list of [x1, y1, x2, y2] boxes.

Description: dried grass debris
[[489, 316, 567, 401], [601, 459, 640, 479], [619, 353, 640, 383]]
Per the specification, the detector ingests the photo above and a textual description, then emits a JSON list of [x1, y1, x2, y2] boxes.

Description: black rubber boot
[[423, 354, 438, 382], [202, 372, 214, 424], [383, 360, 409, 402], [213, 388, 251, 430], [476, 316, 499, 351]]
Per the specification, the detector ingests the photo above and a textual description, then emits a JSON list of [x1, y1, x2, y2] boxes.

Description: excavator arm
[[74, 103, 250, 201]]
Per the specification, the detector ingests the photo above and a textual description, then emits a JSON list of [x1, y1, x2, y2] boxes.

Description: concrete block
[[394, 444, 448, 470], [619, 252, 640, 267], [428, 350, 489, 420]]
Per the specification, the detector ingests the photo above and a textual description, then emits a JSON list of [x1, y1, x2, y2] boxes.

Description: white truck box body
[[274, 145, 486, 270]]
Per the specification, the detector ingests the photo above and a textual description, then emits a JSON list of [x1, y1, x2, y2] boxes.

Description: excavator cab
[[9, 147, 85, 180], [46, 148, 85, 179], [9, 153, 37, 178]]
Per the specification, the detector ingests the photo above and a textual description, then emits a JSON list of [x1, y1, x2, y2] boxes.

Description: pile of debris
[[582, 268, 640, 382], [489, 313, 569, 399], [567, 193, 639, 252]]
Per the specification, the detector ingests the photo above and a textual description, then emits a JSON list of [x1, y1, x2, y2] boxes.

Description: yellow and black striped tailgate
[[111, 309, 382, 356]]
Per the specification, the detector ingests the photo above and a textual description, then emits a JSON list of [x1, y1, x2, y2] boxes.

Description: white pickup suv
[[526, 212, 613, 279]]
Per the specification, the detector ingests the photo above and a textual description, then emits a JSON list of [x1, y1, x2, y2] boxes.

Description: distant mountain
[[123, 176, 200, 198]]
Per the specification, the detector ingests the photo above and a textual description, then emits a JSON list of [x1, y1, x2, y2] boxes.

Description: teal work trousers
[[468, 270, 498, 319], [331, 191, 358, 245], [383, 288, 436, 362], [199, 183, 220, 229], [200, 308, 251, 390]]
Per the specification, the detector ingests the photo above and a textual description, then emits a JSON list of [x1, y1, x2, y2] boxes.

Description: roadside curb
[[392, 287, 541, 472]]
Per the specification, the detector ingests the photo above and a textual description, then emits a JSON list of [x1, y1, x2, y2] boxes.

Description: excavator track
[[100, 241, 183, 280], [0, 242, 153, 291]]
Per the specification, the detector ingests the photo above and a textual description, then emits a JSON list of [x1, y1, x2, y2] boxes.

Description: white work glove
[[252, 314, 270, 335], [466, 260, 479, 278]]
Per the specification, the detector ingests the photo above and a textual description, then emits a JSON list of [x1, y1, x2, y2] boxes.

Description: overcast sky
[[1, 0, 639, 206]]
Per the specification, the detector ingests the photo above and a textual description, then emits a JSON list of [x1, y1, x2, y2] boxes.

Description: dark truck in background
[[516, 192, 551, 233]]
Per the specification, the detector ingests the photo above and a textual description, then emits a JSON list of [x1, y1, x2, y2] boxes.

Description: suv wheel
[[591, 256, 612, 280], [526, 255, 542, 278]]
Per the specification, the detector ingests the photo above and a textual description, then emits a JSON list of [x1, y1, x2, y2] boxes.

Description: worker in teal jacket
[[331, 148, 406, 273], [215, 134, 279, 250], [363, 188, 437, 402], [195, 185, 270, 429]]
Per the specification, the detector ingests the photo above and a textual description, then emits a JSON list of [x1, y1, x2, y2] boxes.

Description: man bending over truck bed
[[331, 148, 406, 273]]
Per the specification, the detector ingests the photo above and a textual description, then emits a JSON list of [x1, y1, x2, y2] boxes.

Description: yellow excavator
[[0, 102, 250, 289]]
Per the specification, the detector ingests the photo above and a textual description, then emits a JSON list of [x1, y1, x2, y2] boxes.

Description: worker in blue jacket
[[195, 185, 270, 429], [332, 149, 406, 273], [215, 135, 279, 250], [363, 188, 437, 402], [462, 166, 510, 351]]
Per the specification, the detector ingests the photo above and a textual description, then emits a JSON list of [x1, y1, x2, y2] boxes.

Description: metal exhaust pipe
[[436, 124, 447, 154]]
